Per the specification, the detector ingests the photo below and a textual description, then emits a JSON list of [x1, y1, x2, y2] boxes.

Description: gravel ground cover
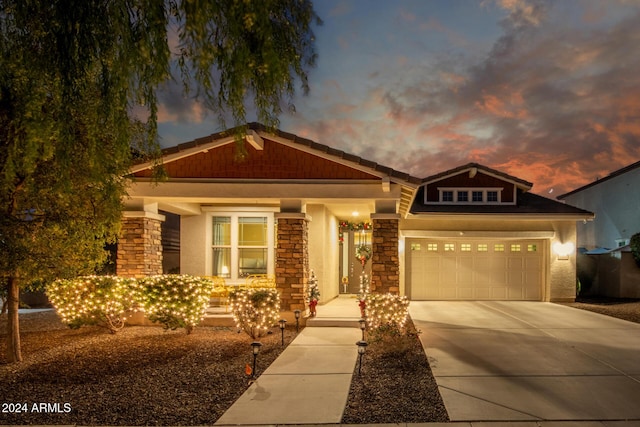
[[2, 298, 637, 425]]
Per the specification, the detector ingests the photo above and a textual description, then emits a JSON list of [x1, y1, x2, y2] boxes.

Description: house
[[118, 123, 593, 313], [558, 160, 640, 297]]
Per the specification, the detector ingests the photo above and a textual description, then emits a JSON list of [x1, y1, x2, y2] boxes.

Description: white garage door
[[407, 238, 544, 300]]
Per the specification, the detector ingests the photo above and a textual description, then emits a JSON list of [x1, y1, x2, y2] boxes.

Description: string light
[[228, 288, 281, 339], [364, 293, 410, 330]]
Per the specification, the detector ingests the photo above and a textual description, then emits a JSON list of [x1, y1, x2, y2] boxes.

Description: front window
[[487, 191, 498, 202], [457, 191, 468, 202], [211, 213, 273, 280], [472, 191, 483, 202], [442, 191, 454, 202]]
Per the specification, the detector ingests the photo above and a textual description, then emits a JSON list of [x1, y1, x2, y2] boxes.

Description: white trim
[[433, 187, 508, 205], [401, 230, 555, 239], [122, 211, 166, 222]]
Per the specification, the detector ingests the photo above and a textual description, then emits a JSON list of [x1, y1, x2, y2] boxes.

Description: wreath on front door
[[355, 244, 372, 266]]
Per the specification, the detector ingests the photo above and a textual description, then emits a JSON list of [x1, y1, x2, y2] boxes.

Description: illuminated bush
[[47, 276, 135, 333], [364, 293, 410, 329], [364, 293, 417, 355], [228, 288, 280, 339], [134, 275, 215, 334]]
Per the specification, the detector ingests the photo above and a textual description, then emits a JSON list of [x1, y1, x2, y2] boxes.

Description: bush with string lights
[[228, 287, 280, 339]]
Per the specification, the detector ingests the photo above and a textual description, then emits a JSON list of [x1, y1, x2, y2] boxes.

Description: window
[[477, 244, 488, 252], [427, 243, 438, 251], [436, 187, 502, 204], [472, 191, 483, 202], [461, 243, 471, 251], [494, 244, 505, 252], [527, 244, 537, 252], [444, 243, 455, 252], [511, 244, 521, 252], [211, 213, 274, 280], [487, 191, 498, 202], [411, 243, 421, 251], [442, 191, 454, 202], [457, 191, 469, 202]]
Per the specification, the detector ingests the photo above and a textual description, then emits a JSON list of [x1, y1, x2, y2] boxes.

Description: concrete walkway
[[410, 301, 640, 423], [215, 296, 362, 425]]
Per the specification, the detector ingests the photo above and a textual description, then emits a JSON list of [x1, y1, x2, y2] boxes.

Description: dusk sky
[[156, 0, 640, 197]]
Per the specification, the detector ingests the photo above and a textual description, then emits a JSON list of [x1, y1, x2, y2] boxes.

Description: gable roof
[[421, 162, 533, 190], [557, 159, 640, 199], [131, 122, 421, 185]]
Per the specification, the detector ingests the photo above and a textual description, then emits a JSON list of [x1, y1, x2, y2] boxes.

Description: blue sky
[[156, 0, 640, 196]]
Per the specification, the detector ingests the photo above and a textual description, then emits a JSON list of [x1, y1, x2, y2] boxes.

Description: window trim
[[206, 208, 276, 283], [436, 187, 504, 204]]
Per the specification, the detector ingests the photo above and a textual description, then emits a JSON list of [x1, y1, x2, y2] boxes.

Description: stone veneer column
[[371, 214, 400, 294], [117, 211, 165, 278], [275, 213, 310, 312]]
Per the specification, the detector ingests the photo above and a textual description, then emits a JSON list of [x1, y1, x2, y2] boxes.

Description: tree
[[0, 0, 320, 363]]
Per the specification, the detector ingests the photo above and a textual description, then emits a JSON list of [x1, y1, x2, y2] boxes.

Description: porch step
[[305, 316, 361, 328]]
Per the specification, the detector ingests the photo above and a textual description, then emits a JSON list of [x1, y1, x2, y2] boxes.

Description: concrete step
[[306, 317, 361, 328]]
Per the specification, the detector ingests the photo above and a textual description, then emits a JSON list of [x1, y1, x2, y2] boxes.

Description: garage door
[[407, 238, 543, 300]]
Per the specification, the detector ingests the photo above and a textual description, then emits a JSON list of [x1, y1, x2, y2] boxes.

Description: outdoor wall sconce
[[553, 241, 575, 260], [250, 341, 262, 379], [358, 318, 366, 340], [278, 319, 287, 346], [356, 340, 368, 376], [294, 309, 301, 333]]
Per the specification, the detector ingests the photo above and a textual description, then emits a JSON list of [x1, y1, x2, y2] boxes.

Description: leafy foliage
[[0, 0, 319, 362], [229, 288, 280, 339], [134, 275, 216, 334], [631, 233, 640, 267], [47, 276, 136, 333]]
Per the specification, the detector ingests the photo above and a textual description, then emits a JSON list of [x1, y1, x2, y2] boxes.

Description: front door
[[340, 229, 372, 294]]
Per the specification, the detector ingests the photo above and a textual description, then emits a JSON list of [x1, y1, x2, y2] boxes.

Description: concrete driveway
[[409, 301, 640, 422]]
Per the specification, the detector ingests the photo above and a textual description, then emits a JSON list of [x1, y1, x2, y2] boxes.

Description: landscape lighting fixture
[[250, 341, 262, 379], [356, 340, 368, 376], [294, 309, 301, 333], [359, 318, 366, 340], [279, 319, 287, 346]]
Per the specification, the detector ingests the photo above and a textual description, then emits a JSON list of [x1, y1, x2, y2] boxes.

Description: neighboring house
[[558, 160, 640, 297], [118, 123, 593, 313], [558, 160, 640, 251]]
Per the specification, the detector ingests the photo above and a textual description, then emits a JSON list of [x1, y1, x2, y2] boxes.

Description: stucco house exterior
[[558, 160, 640, 297], [117, 123, 593, 313]]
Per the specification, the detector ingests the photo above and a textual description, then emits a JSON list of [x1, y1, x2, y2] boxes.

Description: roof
[[410, 187, 594, 216], [421, 162, 533, 190], [557, 159, 640, 199], [133, 122, 422, 186]]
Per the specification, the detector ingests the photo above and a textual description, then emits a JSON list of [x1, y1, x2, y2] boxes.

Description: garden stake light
[[356, 340, 368, 376], [294, 309, 301, 333], [359, 318, 366, 340], [250, 341, 262, 379], [279, 319, 287, 346]]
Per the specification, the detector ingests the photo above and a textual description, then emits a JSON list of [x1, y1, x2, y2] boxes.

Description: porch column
[[275, 213, 310, 312], [117, 211, 165, 278], [371, 213, 400, 294]]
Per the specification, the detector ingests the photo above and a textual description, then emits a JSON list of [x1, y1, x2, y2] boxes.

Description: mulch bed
[[562, 297, 640, 324]]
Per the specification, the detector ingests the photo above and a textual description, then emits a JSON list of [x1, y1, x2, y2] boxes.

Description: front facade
[[118, 124, 593, 312]]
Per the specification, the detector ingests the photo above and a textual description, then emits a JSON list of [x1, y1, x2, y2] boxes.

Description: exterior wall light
[[553, 241, 575, 260]]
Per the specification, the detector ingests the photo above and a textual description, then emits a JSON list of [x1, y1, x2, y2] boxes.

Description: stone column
[[117, 211, 165, 278], [275, 213, 310, 313], [371, 214, 400, 294]]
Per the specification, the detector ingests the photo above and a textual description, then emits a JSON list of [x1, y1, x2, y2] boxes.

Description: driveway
[[409, 301, 640, 422]]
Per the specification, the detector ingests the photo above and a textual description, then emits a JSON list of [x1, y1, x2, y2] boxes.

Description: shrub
[[134, 275, 215, 334], [364, 293, 410, 329], [364, 293, 417, 355], [47, 276, 135, 333], [228, 287, 280, 339]]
